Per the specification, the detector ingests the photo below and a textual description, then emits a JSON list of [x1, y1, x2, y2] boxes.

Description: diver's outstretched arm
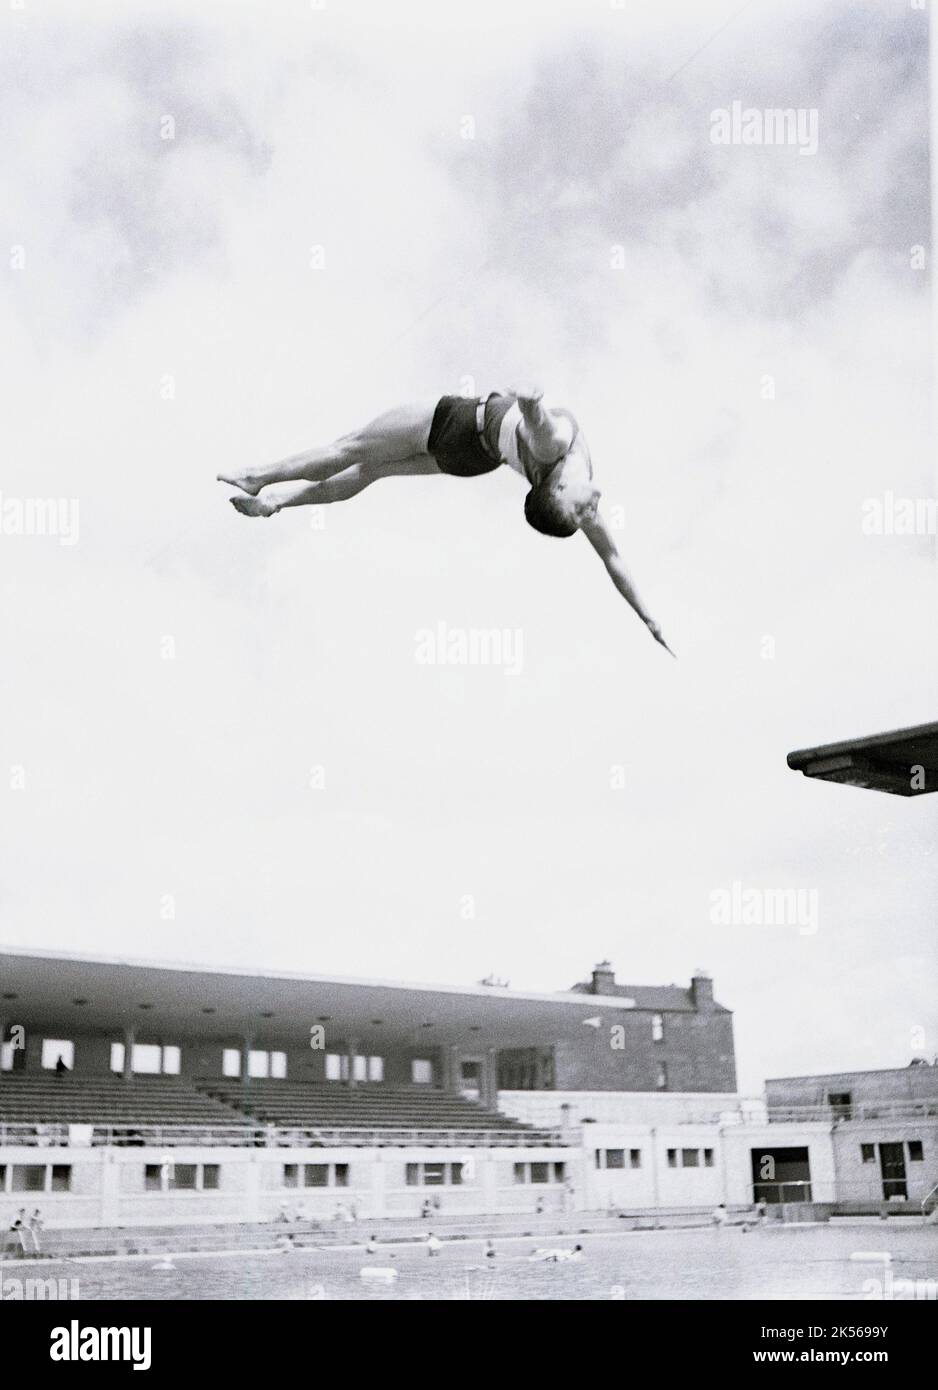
[[581, 512, 676, 656]]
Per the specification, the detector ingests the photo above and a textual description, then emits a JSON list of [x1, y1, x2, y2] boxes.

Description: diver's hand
[[509, 382, 544, 405], [647, 620, 677, 658]]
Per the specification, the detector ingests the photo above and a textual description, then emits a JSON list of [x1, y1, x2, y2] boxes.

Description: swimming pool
[[16, 1223, 937, 1301]]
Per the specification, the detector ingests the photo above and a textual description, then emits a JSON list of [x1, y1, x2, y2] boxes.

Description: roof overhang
[[786, 721, 938, 796], [0, 946, 637, 1050]]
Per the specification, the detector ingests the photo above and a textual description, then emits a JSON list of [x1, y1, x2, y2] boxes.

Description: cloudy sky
[[1, 0, 935, 1091]]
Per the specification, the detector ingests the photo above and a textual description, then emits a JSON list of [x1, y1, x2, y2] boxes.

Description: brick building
[[551, 962, 737, 1093]]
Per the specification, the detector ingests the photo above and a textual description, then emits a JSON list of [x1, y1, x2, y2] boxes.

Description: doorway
[[459, 1059, 482, 1101], [878, 1142, 907, 1200]]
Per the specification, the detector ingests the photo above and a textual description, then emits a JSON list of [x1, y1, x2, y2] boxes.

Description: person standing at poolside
[[27, 1209, 43, 1255]]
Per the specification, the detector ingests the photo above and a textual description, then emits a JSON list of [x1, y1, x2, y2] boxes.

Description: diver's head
[[524, 460, 601, 537]]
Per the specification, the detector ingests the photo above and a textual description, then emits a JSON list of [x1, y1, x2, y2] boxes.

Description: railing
[[571, 1100, 938, 1127], [922, 1180, 938, 1221], [752, 1180, 814, 1204], [764, 1101, 938, 1124], [0, 1122, 574, 1150], [752, 1177, 938, 1209]]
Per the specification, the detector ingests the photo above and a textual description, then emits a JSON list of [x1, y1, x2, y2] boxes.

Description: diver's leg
[[229, 454, 441, 516], [218, 402, 437, 495]]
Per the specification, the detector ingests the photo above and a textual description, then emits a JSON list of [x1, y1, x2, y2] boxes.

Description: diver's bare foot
[[217, 470, 263, 495], [230, 494, 278, 517]]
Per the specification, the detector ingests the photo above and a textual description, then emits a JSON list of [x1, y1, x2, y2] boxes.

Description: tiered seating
[[196, 1080, 533, 1134], [0, 1073, 244, 1128]]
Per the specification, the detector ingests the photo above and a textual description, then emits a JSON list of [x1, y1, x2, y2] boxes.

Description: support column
[[442, 1045, 459, 1092], [648, 1126, 661, 1211], [245, 1154, 261, 1223], [241, 1035, 253, 1083], [371, 1154, 386, 1218], [122, 1029, 134, 1081], [346, 1036, 359, 1088], [482, 1048, 498, 1110], [100, 1152, 121, 1225], [481, 1156, 499, 1215], [0, 1018, 5, 1085]]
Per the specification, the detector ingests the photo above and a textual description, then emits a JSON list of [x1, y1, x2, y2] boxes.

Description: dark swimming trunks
[[427, 394, 516, 477]]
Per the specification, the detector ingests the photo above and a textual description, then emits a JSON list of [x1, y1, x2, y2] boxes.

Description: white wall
[[0, 1143, 582, 1228], [498, 1090, 760, 1128], [720, 1123, 837, 1205]]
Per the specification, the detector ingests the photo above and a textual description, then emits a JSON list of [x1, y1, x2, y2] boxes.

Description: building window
[[860, 1144, 876, 1164], [12, 1164, 69, 1193], [424, 1162, 457, 1187], [129, 1044, 162, 1075], [827, 1091, 852, 1119], [512, 1162, 565, 1185], [6, 1165, 71, 1194], [325, 1054, 383, 1082], [411, 1059, 433, 1085], [41, 1040, 74, 1071], [406, 1162, 463, 1187], [597, 1147, 640, 1172], [144, 1162, 219, 1193], [651, 1014, 664, 1042], [170, 1164, 198, 1191], [666, 1149, 710, 1170], [13, 1166, 46, 1192], [51, 1165, 71, 1192], [111, 1043, 182, 1076], [222, 1048, 241, 1078], [283, 1163, 348, 1189], [656, 1062, 668, 1090], [247, 1050, 288, 1079], [907, 1141, 923, 1162]]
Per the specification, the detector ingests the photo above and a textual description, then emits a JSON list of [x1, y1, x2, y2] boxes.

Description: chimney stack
[[591, 960, 616, 995], [691, 970, 714, 1010]]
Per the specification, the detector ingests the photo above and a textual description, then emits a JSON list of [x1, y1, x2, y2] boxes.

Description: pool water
[[18, 1224, 938, 1301]]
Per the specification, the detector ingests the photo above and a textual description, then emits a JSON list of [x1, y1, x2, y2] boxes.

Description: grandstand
[[197, 1079, 538, 1137], [0, 1073, 241, 1129], [1, 948, 934, 1228]]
